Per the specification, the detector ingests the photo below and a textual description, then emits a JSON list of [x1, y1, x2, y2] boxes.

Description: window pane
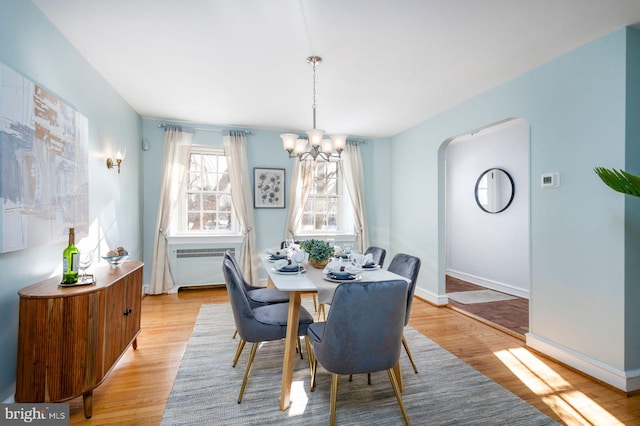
[[188, 212, 201, 230], [188, 193, 201, 210], [203, 194, 216, 210], [202, 154, 216, 173]]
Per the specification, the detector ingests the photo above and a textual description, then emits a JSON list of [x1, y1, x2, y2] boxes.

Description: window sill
[[166, 234, 244, 245]]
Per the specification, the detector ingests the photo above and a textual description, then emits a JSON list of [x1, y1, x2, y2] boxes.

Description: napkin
[[323, 260, 362, 275], [265, 248, 287, 259], [273, 256, 304, 272], [351, 253, 374, 266]]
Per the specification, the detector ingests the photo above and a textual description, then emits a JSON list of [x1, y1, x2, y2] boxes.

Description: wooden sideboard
[[15, 261, 144, 418]]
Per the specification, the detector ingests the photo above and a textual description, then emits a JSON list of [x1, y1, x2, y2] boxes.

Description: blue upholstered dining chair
[[222, 258, 314, 403], [223, 250, 295, 367], [364, 246, 387, 268], [387, 253, 422, 374], [307, 280, 410, 426]]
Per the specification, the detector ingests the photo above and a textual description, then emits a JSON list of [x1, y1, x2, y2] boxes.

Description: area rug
[[447, 289, 517, 304], [161, 301, 557, 425]]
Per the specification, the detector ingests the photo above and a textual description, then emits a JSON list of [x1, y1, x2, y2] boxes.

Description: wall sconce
[[106, 145, 126, 174]]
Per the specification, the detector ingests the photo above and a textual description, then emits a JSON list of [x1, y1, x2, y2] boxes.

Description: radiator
[[168, 245, 236, 293]]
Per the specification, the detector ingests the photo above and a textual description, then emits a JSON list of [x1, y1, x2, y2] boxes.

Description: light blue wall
[[0, 1, 142, 400], [391, 28, 636, 377], [625, 27, 640, 368]]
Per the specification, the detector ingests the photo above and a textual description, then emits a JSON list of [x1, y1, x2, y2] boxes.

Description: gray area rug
[[161, 301, 556, 425], [447, 289, 517, 304]]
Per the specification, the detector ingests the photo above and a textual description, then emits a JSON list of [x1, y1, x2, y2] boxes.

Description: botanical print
[[254, 168, 284, 208]]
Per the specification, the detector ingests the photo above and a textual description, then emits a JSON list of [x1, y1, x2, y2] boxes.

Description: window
[[176, 146, 237, 233], [298, 160, 352, 234]]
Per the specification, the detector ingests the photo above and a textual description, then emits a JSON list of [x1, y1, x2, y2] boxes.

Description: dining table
[[264, 255, 411, 411]]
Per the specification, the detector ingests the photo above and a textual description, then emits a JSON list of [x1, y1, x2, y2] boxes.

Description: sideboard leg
[[83, 391, 93, 418]]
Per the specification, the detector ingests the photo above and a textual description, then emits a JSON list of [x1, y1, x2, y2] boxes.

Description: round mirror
[[474, 168, 515, 213]]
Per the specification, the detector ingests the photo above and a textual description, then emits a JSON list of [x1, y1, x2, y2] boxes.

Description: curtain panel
[[223, 131, 259, 284], [149, 126, 194, 295], [340, 143, 369, 251]]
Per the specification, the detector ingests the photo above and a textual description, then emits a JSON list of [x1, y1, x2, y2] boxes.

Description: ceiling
[[32, 0, 640, 138]]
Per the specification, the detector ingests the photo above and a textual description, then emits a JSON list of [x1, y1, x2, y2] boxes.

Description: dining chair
[[364, 246, 387, 268], [224, 250, 291, 366], [307, 280, 410, 426], [387, 253, 422, 374], [222, 258, 314, 403]]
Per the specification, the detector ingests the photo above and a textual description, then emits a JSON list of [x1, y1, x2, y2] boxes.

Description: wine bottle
[[62, 227, 79, 284]]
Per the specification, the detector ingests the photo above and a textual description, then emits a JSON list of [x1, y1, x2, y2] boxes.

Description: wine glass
[[285, 238, 295, 258], [342, 243, 353, 262], [78, 252, 93, 282]]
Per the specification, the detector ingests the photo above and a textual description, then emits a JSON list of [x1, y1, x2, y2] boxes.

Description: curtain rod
[[157, 123, 254, 135]]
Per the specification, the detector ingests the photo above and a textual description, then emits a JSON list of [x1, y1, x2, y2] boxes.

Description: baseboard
[[447, 269, 529, 299], [414, 286, 448, 306], [526, 333, 640, 392]]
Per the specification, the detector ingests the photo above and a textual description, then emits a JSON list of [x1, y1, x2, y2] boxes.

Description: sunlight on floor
[[494, 347, 621, 425], [288, 380, 309, 417]]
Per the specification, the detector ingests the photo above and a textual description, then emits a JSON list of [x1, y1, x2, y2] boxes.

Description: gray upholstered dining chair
[[387, 253, 422, 374], [222, 258, 314, 403], [307, 280, 410, 426], [364, 246, 387, 268], [224, 250, 291, 366]]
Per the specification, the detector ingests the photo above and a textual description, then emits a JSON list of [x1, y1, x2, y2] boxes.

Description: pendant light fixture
[[281, 56, 347, 161]]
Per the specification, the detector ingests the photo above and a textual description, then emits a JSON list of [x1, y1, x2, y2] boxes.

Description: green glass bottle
[[62, 227, 79, 284]]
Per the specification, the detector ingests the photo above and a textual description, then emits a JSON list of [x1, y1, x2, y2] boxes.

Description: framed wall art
[[253, 168, 285, 208]]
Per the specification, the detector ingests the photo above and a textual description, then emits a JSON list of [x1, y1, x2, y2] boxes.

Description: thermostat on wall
[[541, 172, 560, 188]]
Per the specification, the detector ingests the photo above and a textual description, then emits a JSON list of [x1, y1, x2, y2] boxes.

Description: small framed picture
[[253, 168, 285, 208]]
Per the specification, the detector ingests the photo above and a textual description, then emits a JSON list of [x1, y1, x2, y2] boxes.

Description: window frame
[[171, 145, 241, 237]]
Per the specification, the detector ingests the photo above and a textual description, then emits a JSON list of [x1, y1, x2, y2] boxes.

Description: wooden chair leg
[[330, 373, 339, 426], [305, 338, 314, 375], [310, 359, 317, 391], [402, 335, 418, 373], [387, 369, 410, 425], [232, 329, 237, 339], [313, 294, 318, 312], [232, 339, 246, 367], [238, 342, 258, 403], [297, 337, 304, 359]]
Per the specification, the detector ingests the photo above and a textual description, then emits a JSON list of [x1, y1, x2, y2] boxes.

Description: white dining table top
[[263, 256, 410, 304]]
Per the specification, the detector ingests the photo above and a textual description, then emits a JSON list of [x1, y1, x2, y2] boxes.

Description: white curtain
[[223, 131, 259, 284], [149, 126, 193, 295], [284, 157, 314, 239], [340, 143, 369, 252]]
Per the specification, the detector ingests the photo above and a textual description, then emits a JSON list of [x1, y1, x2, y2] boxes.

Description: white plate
[[323, 274, 362, 283], [272, 266, 306, 275]]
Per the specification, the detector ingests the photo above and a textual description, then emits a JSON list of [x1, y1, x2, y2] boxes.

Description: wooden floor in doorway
[[446, 275, 529, 339]]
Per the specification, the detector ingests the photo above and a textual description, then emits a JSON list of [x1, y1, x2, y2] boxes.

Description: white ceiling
[[32, 0, 640, 138]]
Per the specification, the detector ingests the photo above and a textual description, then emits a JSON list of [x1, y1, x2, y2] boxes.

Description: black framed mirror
[[474, 168, 515, 213]]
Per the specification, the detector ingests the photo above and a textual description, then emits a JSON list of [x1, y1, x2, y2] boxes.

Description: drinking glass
[[78, 252, 93, 281], [343, 243, 353, 261]]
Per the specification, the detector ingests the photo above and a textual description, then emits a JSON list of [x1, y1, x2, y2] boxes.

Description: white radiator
[[168, 245, 237, 293]]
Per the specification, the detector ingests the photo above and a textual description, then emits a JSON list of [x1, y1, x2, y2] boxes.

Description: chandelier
[[281, 56, 347, 161]]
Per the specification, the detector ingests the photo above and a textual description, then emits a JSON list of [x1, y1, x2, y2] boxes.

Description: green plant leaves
[[594, 167, 640, 198]]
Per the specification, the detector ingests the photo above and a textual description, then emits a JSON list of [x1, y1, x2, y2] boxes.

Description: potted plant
[[300, 239, 334, 269]]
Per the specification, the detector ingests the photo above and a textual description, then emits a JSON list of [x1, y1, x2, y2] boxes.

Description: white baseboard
[[414, 286, 449, 306], [447, 269, 529, 299], [526, 333, 640, 392]]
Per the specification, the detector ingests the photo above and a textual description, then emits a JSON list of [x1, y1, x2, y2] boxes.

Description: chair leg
[[305, 338, 314, 375], [232, 329, 237, 339], [313, 294, 318, 312], [368, 372, 371, 385], [310, 359, 317, 391], [330, 373, 339, 426], [317, 304, 326, 321], [402, 335, 418, 374], [238, 342, 259, 403], [297, 337, 304, 359], [232, 339, 246, 367], [387, 369, 411, 426]]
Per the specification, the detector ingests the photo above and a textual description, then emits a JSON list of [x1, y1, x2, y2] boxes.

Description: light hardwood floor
[[67, 287, 640, 425]]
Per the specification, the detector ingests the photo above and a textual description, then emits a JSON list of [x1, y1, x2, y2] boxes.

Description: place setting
[[269, 246, 307, 275]]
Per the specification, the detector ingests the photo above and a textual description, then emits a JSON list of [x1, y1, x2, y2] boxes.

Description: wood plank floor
[[67, 287, 640, 425], [446, 275, 529, 338]]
